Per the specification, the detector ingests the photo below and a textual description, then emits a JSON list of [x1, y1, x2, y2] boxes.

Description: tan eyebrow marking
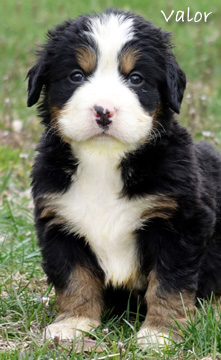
[[120, 49, 139, 74], [75, 47, 96, 73]]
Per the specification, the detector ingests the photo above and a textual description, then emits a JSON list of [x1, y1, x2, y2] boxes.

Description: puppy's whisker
[[154, 121, 166, 134]]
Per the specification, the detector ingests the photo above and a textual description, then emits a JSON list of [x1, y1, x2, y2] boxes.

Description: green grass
[[0, 0, 221, 358]]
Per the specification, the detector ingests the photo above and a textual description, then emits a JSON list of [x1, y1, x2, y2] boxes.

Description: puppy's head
[[27, 9, 186, 148]]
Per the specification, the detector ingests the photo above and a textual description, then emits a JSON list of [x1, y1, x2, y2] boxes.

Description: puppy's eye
[[70, 70, 85, 83], [128, 73, 144, 86]]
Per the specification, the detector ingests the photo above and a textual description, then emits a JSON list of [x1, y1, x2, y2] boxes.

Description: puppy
[[27, 9, 221, 345]]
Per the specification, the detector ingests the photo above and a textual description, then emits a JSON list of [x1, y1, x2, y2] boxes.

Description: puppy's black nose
[[93, 105, 114, 128]]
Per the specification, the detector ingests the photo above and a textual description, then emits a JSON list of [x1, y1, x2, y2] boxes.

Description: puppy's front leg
[[137, 270, 195, 346], [45, 265, 104, 340]]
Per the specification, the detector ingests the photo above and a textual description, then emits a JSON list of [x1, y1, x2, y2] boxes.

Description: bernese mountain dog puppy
[[27, 9, 221, 345]]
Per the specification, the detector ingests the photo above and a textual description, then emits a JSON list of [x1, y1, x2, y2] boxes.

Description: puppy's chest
[[52, 152, 148, 289]]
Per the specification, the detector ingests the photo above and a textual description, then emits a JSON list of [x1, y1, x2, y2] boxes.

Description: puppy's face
[[27, 10, 186, 148]]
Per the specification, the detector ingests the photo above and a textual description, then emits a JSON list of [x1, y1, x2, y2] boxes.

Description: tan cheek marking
[[153, 101, 163, 126], [120, 49, 139, 75], [75, 47, 96, 73], [49, 106, 70, 143], [50, 106, 60, 126], [141, 195, 177, 221], [55, 265, 104, 322]]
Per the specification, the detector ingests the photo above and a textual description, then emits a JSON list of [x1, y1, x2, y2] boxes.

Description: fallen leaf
[[75, 337, 104, 353], [48, 336, 104, 353]]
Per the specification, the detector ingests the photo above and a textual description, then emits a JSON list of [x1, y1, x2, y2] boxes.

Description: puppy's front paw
[[45, 317, 100, 340], [137, 326, 172, 347]]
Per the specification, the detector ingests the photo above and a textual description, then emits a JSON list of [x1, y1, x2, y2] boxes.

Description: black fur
[[28, 9, 221, 315]]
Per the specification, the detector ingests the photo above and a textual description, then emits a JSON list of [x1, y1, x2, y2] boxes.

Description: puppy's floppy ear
[[165, 55, 186, 114], [27, 58, 47, 107]]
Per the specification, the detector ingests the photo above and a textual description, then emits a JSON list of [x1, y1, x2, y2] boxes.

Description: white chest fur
[[50, 141, 151, 289]]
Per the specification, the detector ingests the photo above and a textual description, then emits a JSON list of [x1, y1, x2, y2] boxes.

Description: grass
[[0, 0, 221, 358]]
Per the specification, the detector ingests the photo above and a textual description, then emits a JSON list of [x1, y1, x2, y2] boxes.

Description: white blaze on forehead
[[88, 13, 134, 71]]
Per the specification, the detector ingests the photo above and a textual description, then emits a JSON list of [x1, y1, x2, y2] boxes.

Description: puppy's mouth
[[91, 132, 114, 141], [89, 128, 123, 144]]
